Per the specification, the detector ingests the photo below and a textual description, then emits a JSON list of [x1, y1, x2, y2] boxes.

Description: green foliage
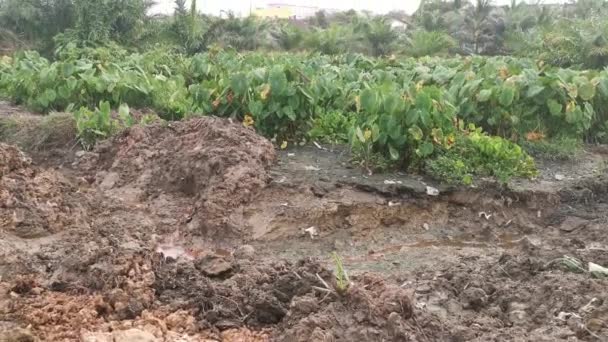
[[426, 125, 538, 184], [1, 49, 607, 183], [73, 100, 158, 149], [74, 100, 118, 149], [308, 111, 355, 144], [405, 30, 456, 57], [521, 136, 582, 161]]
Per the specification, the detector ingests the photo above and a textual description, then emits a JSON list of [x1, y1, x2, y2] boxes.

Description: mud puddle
[[0, 106, 607, 341]]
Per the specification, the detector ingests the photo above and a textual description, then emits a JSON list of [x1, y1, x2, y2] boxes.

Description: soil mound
[[0, 143, 89, 238], [88, 117, 276, 238]]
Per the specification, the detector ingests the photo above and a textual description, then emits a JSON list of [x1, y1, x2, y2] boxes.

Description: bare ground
[[0, 104, 607, 341]]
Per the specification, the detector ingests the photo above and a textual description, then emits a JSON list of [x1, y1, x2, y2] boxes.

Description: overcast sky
[[149, 0, 565, 16]]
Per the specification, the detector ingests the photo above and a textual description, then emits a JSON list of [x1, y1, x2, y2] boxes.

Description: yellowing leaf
[[364, 128, 372, 141], [260, 84, 271, 100], [280, 141, 288, 149], [243, 114, 255, 127]]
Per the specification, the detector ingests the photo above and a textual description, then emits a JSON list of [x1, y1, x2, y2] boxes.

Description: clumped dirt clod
[[87, 117, 276, 238], [0, 143, 90, 238]]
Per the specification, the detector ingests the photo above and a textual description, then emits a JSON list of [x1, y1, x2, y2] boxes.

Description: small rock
[[416, 284, 432, 294], [75, 150, 87, 158], [81, 331, 113, 342], [99, 172, 120, 190], [509, 310, 528, 324], [461, 287, 487, 310], [422, 223, 430, 231], [195, 254, 233, 277], [559, 217, 589, 232], [426, 186, 440, 196], [113, 329, 158, 342], [555, 174, 565, 181], [586, 318, 605, 332], [290, 296, 319, 315], [233, 245, 256, 260]]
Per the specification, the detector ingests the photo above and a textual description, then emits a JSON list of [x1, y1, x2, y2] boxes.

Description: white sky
[[149, 0, 565, 16]]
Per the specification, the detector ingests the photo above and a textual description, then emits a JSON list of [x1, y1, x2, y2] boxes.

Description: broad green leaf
[[408, 125, 423, 141], [283, 106, 296, 121], [419, 109, 431, 128], [44, 89, 57, 102], [269, 66, 287, 96], [416, 141, 434, 157], [355, 127, 366, 143], [547, 99, 562, 117], [360, 89, 378, 113], [598, 78, 608, 97], [99, 101, 111, 116], [477, 89, 492, 102], [415, 92, 432, 112], [230, 73, 249, 97], [383, 93, 402, 115], [578, 81, 596, 101], [372, 124, 380, 143], [499, 86, 515, 107], [526, 85, 544, 98], [248, 101, 263, 117], [118, 103, 130, 118], [405, 109, 419, 126], [388, 144, 400, 160]]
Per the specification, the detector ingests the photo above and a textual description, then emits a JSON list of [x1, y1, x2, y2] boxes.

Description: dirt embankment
[[83, 117, 276, 239], [0, 110, 607, 341]]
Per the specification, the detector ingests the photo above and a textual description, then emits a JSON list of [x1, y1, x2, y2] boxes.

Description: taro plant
[[74, 101, 134, 149]]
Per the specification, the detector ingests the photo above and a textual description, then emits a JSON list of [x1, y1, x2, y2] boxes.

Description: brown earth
[[0, 105, 607, 341]]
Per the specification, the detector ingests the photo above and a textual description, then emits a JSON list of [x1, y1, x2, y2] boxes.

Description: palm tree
[[355, 16, 398, 56]]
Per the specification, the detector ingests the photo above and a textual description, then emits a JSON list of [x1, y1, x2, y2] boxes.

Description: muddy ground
[[0, 104, 607, 341]]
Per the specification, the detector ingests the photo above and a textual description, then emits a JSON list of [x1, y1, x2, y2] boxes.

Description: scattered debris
[[555, 174, 566, 181], [303, 226, 319, 239], [388, 201, 401, 207], [478, 211, 492, 220], [588, 262, 608, 278], [313, 141, 327, 151], [426, 186, 440, 196], [304, 165, 321, 171]]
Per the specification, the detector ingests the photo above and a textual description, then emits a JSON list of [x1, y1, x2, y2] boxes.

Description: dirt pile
[[0, 143, 90, 238], [85, 117, 276, 238], [153, 256, 449, 341]]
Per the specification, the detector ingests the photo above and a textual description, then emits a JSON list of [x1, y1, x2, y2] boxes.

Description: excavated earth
[[0, 106, 607, 341]]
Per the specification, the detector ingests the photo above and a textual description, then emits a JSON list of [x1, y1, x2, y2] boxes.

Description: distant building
[[389, 19, 408, 31], [253, 3, 320, 19]]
